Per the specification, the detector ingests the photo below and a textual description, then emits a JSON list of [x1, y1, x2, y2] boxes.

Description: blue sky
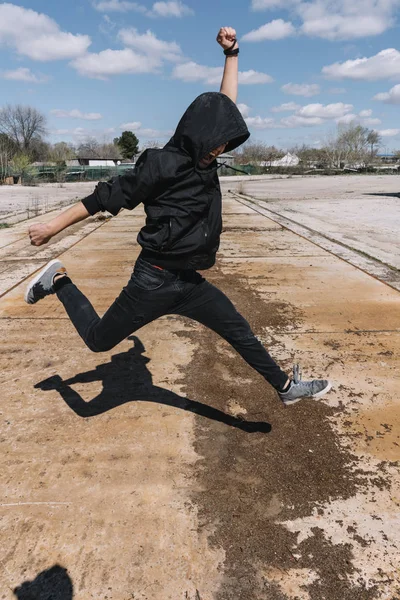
[[1, 0, 399, 151]]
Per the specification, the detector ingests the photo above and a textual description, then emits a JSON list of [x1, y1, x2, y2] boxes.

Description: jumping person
[[25, 27, 332, 406]]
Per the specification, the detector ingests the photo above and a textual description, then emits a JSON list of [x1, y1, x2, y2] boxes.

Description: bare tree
[[77, 137, 101, 158], [0, 133, 16, 180], [99, 142, 121, 159], [49, 142, 76, 164], [366, 130, 382, 159], [0, 105, 47, 154], [323, 124, 377, 169], [290, 144, 330, 169], [234, 140, 283, 165], [77, 138, 121, 159]]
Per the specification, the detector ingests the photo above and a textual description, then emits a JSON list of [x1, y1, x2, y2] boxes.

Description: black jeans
[[56, 257, 288, 391]]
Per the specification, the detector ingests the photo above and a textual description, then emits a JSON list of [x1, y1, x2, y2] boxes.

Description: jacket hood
[[164, 92, 250, 164]]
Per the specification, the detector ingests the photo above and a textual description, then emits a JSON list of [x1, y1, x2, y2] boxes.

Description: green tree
[[114, 131, 139, 159]]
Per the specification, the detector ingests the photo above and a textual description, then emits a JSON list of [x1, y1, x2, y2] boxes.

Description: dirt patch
[[179, 262, 378, 600]]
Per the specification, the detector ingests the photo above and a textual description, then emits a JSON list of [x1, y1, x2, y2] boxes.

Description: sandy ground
[[0, 185, 399, 599]]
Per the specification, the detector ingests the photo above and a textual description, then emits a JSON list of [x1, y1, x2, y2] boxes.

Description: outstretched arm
[[217, 26, 239, 104], [29, 201, 90, 246], [28, 152, 157, 247]]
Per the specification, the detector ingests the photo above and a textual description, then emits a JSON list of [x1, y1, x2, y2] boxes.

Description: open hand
[[216, 27, 238, 51], [28, 222, 53, 246]]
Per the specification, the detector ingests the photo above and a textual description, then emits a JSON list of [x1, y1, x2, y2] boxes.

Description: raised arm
[[217, 27, 239, 104]]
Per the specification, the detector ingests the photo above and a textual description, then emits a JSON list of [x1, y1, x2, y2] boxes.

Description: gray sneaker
[[279, 364, 332, 406], [25, 260, 67, 304]]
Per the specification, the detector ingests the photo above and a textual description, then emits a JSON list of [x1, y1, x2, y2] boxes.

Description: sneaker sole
[[24, 259, 62, 304], [283, 381, 333, 406]]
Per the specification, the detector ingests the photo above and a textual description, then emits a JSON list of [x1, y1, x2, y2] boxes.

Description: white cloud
[[363, 117, 381, 126], [379, 129, 400, 137], [335, 113, 382, 126], [297, 102, 353, 119], [93, 0, 147, 12], [0, 3, 91, 61], [280, 115, 324, 127], [51, 126, 116, 140], [245, 100, 360, 130], [119, 121, 173, 139], [271, 102, 301, 112], [237, 103, 251, 118], [301, 13, 391, 40], [245, 116, 277, 129], [172, 62, 273, 85], [322, 48, 400, 80], [70, 48, 160, 79], [242, 19, 295, 42], [359, 109, 372, 117], [2, 67, 48, 83], [282, 82, 320, 97], [239, 70, 273, 84], [336, 113, 357, 124], [51, 109, 103, 121], [252, 0, 399, 41], [251, 0, 291, 9], [172, 62, 222, 85], [118, 28, 182, 62], [120, 121, 142, 130], [150, 1, 193, 17], [374, 84, 400, 104], [93, 0, 193, 16]]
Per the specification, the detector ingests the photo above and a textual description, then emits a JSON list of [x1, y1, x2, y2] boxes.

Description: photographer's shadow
[[14, 565, 72, 600], [35, 336, 271, 434]]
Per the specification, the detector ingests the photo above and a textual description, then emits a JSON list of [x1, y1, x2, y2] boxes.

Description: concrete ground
[[0, 183, 95, 225], [221, 174, 400, 273], [0, 184, 399, 599]]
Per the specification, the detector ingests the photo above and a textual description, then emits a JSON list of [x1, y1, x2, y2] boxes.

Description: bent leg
[[176, 279, 288, 391], [56, 279, 145, 352]]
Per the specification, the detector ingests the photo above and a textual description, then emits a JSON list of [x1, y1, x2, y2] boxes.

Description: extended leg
[[175, 279, 289, 391]]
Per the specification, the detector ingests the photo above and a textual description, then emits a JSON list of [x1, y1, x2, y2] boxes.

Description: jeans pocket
[[132, 268, 165, 291]]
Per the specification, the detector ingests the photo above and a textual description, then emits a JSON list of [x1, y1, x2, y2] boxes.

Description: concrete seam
[[231, 192, 400, 294]]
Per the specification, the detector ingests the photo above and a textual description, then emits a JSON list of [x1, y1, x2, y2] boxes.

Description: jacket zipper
[[202, 219, 209, 248]]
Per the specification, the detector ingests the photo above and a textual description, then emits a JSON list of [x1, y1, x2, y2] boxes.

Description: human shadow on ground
[[365, 192, 400, 198], [13, 565, 73, 600], [35, 336, 271, 434]]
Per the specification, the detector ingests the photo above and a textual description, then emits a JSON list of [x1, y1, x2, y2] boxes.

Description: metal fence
[[1, 164, 137, 185]]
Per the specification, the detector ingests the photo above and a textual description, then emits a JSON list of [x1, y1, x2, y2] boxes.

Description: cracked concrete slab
[[1, 181, 400, 599]]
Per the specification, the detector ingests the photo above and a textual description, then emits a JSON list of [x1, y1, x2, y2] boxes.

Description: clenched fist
[[29, 223, 53, 246], [216, 27, 238, 51]]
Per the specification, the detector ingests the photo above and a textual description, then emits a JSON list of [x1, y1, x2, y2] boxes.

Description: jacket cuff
[[81, 191, 101, 216]]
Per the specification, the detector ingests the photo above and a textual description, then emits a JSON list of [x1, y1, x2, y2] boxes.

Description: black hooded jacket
[[82, 92, 250, 270]]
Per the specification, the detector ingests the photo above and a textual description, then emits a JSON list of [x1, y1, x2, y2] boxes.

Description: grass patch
[[0, 223, 11, 229]]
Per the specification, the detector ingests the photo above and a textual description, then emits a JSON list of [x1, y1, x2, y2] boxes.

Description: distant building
[[216, 153, 235, 167], [377, 153, 398, 164], [260, 152, 300, 168], [66, 158, 124, 167]]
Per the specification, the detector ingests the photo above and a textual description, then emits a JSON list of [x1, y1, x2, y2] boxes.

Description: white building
[[260, 152, 300, 168], [66, 158, 123, 167]]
